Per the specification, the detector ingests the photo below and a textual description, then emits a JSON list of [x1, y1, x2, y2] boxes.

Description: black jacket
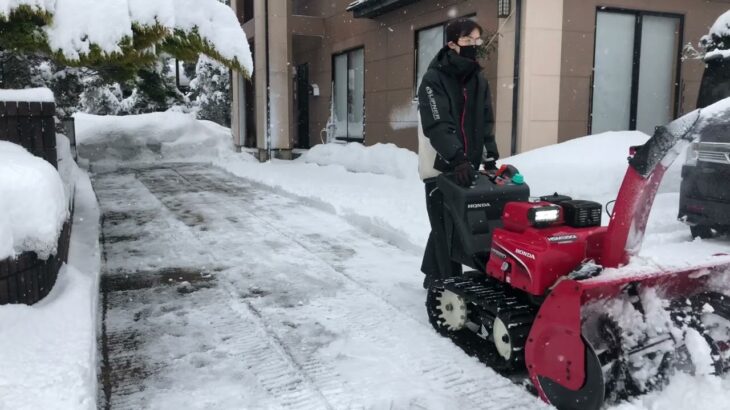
[[417, 47, 498, 172]]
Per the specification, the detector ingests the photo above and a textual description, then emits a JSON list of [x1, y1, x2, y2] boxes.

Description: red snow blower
[[426, 103, 730, 409]]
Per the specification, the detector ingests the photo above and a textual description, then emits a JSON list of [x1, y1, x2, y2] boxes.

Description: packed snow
[[64, 110, 730, 409], [0, 136, 101, 409], [0, 141, 68, 260], [0, 0, 253, 75], [0, 87, 54, 102]]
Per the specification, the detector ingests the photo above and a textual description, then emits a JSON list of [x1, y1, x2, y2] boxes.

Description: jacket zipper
[[461, 85, 468, 155]]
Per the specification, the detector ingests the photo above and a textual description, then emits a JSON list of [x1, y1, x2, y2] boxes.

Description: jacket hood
[[428, 46, 480, 78]]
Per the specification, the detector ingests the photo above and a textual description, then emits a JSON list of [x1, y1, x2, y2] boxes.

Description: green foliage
[[0, 5, 249, 82], [0, 6, 52, 54]]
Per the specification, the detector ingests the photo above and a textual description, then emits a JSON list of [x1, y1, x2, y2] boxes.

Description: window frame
[[414, 22, 447, 99], [413, 14, 478, 99], [331, 46, 366, 142], [588, 7, 684, 134]]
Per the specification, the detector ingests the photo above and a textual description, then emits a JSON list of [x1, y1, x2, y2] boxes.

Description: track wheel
[[426, 285, 467, 336], [537, 341, 605, 410], [493, 317, 513, 361]]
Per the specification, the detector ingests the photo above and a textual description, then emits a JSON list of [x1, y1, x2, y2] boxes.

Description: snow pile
[[702, 10, 730, 60], [0, 87, 54, 102], [75, 111, 241, 165], [299, 142, 420, 180], [217, 130, 684, 250], [0, 160, 101, 410], [508, 131, 664, 204], [56, 133, 76, 206], [0, 141, 68, 260], [0, 0, 253, 75]]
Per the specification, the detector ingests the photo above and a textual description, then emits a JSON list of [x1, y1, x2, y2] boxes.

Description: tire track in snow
[[95, 166, 338, 410], [132, 165, 349, 410], [139, 164, 546, 410]]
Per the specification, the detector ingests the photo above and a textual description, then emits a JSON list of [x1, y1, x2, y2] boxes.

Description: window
[[590, 9, 682, 135], [415, 24, 445, 95], [333, 48, 364, 141], [415, 16, 476, 96]]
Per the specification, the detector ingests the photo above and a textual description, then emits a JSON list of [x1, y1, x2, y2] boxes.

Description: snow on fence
[[0, 99, 72, 305]]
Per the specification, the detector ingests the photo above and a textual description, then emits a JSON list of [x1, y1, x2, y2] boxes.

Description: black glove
[[482, 159, 498, 171], [483, 151, 499, 172], [453, 157, 476, 187]]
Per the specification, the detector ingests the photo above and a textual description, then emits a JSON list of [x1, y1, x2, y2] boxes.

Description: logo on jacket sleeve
[[425, 86, 441, 120]]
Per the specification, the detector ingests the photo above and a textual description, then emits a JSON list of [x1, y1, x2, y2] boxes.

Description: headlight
[[685, 143, 699, 166], [527, 205, 562, 227]]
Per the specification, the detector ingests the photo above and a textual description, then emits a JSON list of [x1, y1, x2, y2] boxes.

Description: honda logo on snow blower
[[467, 202, 491, 209], [425, 86, 440, 120], [515, 249, 536, 260]]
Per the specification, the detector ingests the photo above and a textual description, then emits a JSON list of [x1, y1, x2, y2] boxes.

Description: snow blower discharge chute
[[426, 103, 730, 410]]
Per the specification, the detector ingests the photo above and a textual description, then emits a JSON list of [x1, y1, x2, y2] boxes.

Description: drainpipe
[[510, 0, 522, 155], [264, 0, 272, 160]]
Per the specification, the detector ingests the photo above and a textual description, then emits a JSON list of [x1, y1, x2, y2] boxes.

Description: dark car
[[678, 55, 730, 238]]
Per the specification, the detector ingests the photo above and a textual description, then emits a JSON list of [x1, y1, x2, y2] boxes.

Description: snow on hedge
[[0, 141, 68, 260], [702, 10, 730, 60], [0, 0, 253, 76], [0, 87, 55, 102]]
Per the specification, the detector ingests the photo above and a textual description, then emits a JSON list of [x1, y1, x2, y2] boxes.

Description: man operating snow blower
[[417, 18, 500, 289]]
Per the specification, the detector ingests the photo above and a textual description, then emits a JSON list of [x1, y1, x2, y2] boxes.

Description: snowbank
[[75, 112, 241, 165], [298, 142, 420, 180], [0, 164, 101, 410], [0, 141, 68, 260], [0, 0, 252, 75], [0, 87, 54, 102]]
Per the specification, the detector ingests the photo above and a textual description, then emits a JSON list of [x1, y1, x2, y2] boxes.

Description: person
[[417, 18, 499, 288]]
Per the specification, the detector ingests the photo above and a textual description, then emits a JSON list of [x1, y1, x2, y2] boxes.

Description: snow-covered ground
[[6, 110, 723, 410], [0, 136, 101, 410]]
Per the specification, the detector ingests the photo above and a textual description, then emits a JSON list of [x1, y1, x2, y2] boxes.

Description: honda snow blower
[[426, 103, 730, 410]]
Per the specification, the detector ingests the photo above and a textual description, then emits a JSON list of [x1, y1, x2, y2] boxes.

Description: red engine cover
[[487, 202, 606, 296]]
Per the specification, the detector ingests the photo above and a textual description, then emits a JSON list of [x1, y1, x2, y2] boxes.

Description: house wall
[[291, 0, 499, 152]]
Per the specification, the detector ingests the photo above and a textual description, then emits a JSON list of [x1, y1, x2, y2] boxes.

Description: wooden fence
[[0, 101, 57, 167], [0, 100, 72, 305]]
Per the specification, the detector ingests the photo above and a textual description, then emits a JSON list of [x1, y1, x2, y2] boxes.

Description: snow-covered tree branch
[[0, 0, 252, 80]]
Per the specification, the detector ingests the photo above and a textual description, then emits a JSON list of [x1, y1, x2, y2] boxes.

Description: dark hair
[[445, 18, 483, 44]]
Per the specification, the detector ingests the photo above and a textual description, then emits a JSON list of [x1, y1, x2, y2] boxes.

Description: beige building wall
[[517, 0, 564, 153], [558, 0, 730, 142], [494, 6, 517, 157]]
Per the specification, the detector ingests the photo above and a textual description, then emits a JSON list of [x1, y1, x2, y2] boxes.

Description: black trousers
[[421, 179, 462, 279]]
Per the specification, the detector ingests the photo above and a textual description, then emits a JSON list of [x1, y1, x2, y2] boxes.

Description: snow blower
[[426, 102, 730, 410]]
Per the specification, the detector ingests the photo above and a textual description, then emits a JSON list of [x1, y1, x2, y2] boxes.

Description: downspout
[[265, 0, 271, 160], [510, 0, 522, 155]]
